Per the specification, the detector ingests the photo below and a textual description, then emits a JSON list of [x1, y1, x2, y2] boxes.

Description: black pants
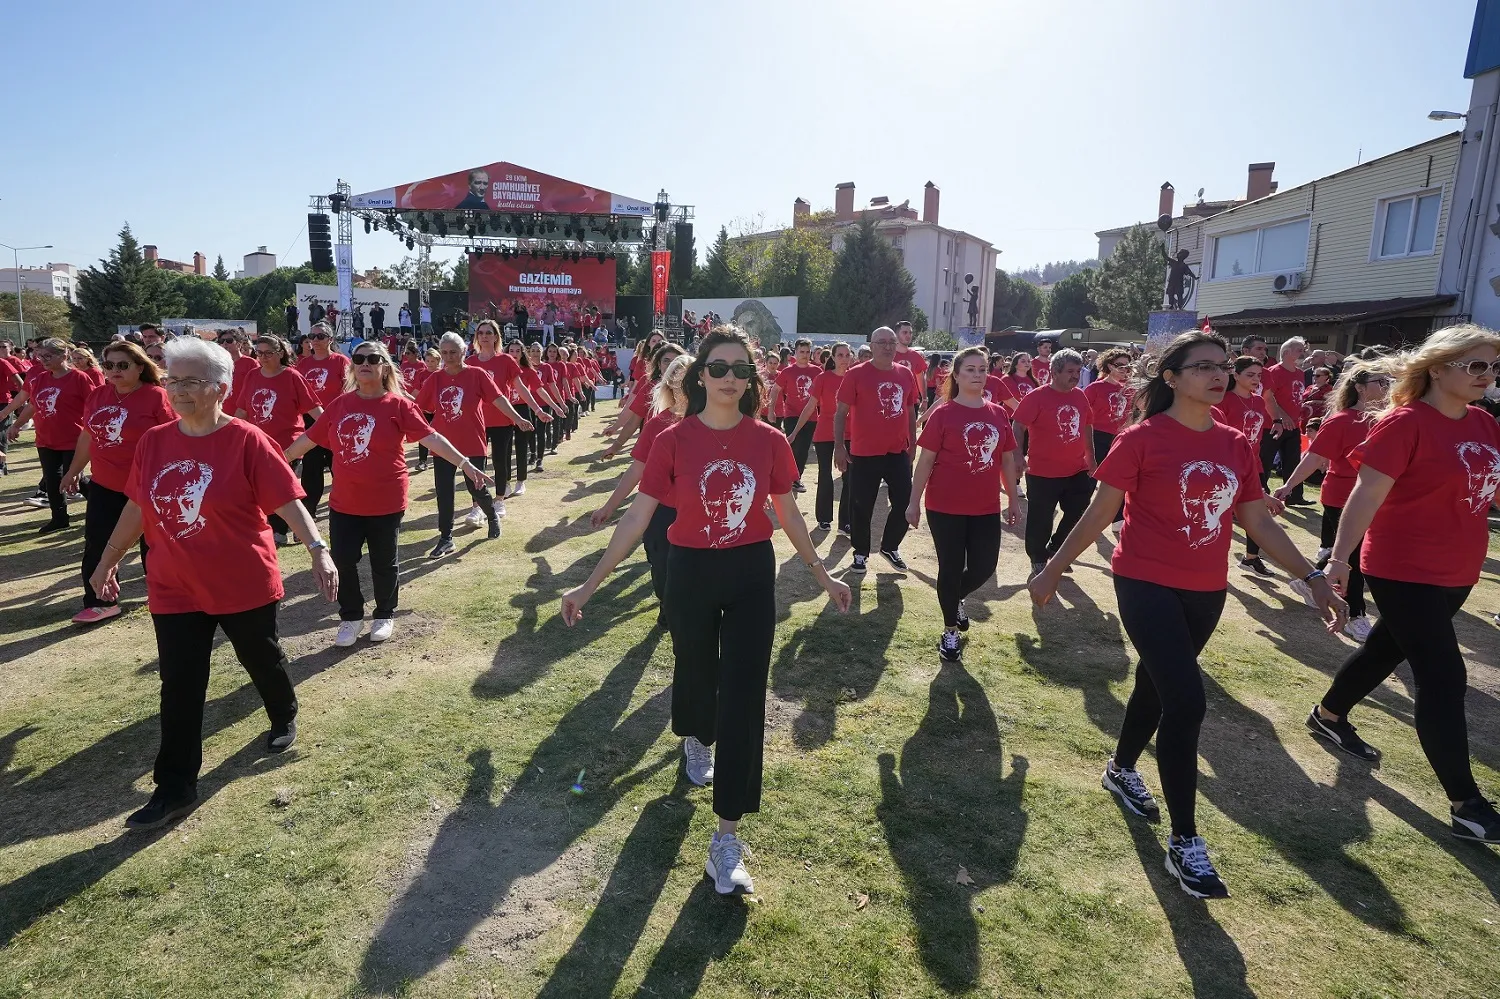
[[1023, 471, 1095, 565], [666, 541, 776, 822], [1260, 426, 1305, 502], [812, 440, 850, 529], [82, 482, 147, 608], [642, 504, 678, 603], [330, 509, 402, 621], [928, 511, 1001, 628], [847, 451, 912, 557], [37, 446, 73, 525], [513, 405, 535, 483], [433, 454, 494, 538], [417, 413, 434, 464], [371, 321, 384, 338], [1317, 505, 1366, 618], [151, 601, 296, 796], [780, 418, 814, 481], [268, 458, 302, 537], [567, 399, 580, 434], [1322, 576, 1478, 803], [299, 416, 330, 517], [1113, 575, 1226, 838], [486, 426, 514, 495], [1092, 431, 1124, 524]]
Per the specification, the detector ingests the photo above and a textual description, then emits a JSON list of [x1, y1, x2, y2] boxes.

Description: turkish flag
[[651, 250, 671, 316], [1200, 315, 1214, 332]]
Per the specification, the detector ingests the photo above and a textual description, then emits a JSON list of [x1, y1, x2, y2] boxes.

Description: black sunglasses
[[705, 360, 756, 379], [310, 332, 330, 340], [351, 353, 386, 366]]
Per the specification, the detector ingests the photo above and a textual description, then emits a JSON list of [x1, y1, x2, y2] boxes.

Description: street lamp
[[0, 242, 55, 328], [1428, 110, 1467, 121]]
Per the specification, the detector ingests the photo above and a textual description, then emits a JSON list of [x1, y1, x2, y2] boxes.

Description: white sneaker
[[683, 736, 714, 786], [335, 620, 364, 647], [464, 506, 485, 529], [494, 498, 507, 519], [1287, 578, 1319, 610], [507, 482, 526, 498], [706, 833, 754, 895], [25, 495, 48, 508], [370, 618, 394, 642], [1344, 615, 1374, 643]]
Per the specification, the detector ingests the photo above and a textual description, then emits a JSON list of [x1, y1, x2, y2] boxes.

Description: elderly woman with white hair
[[1261, 336, 1311, 505], [89, 337, 338, 831], [0, 337, 96, 532]]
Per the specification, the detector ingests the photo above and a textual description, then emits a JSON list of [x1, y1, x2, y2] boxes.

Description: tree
[[909, 306, 929, 333], [71, 224, 186, 340], [742, 227, 836, 332], [444, 255, 468, 292], [0, 289, 73, 341], [991, 269, 1046, 330], [372, 255, 450, 291], [1089, 225, 1163, 333], [695, 226, 746, 299], [212, 255, 230, 281], [822, 219, 916, 338], [1040, 268, 1097, 329], [167, 273, 243, 320], [915, 329, 958, 350], [228, 262, 329, 336]]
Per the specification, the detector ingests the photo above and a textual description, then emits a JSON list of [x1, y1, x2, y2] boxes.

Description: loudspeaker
[[308, 214, 334, 272], [673, 223, 694, 282]]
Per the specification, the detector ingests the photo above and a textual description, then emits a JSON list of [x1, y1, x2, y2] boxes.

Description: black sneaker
[[879, 549, 908, 572], [428, 537, 455, 560], [267, 718, 297, 753], [1306, 707, 1380, 761], [1451, 796, 1500, 844], [792, 480, 807, 494], [1239, 556, 1273, 577], [815, 522, 831, 532], [1166, 835, 1230, 899], [955, 600, 969, 632], [939, 630, 961, 662], [1028, 561, 1046, 582], [837, 524, 851, 538], [1103, 757, 1160, 823], [487, 515, 501, 540], [126, 788, 197, 830], [37, 520, 69, 535], [1285, 496, 1314, 508], [849, 554, 867, 573]]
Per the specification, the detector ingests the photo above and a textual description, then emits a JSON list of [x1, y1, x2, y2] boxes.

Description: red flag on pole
[[651, 251, 671, 317], [1200, 315, 1213, 333]]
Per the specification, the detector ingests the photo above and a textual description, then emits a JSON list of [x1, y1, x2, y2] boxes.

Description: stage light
[[526, 225, 535, 237], [572, 251, 581, 263], [597, 250, 606, 263], [607, 228, 617, 240], [437, 215, 449, 236], [531, 247, 539, 259], [407, 238, 415, 250], [418, 214, 429, 233], [364, 219, 371, 234], [544, 249, 552, 260]]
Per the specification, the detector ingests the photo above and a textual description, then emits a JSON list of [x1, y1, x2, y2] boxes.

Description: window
[[1209, 218, 1310, 279], [1375, 191, 1441, 258]]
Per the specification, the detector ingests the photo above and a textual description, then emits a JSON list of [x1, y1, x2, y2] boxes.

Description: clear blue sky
[[1, 0, 1480, 279]]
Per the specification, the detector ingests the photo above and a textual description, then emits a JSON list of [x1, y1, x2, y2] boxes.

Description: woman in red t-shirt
[[59, 341, 175, 624], [287, 340, 493, 647], [412, 347, 441, 472], [70, 346, 106, 388], [1315, 326, 1500, 844], [1031, 331, 1344, 900], [562, 327, 851, 896], [906, 347, 1021, 662], [507, 338, 559, 493], [470, 321, 551, 509], [232, 335, 322, 543], [788, 343, 855, 533], [601, 341, 686, 459], [998, 352, 1039, 416], [1301, 366, 1334, 426], [89, 337, 338, 830], [1212, 356, 1277, 575], [1083, 347, 1136, 528], [1272, 360, 1388, 640], [1, 337, 96, 531]]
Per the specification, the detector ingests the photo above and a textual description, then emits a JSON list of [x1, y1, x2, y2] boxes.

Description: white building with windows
[[0, 263, 79, 304]]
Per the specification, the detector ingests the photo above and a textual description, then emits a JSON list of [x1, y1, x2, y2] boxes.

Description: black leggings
[[812, 440, 850, 529], [780, 418, 814, 480], [1092, 431, 1124, 524], [37, 446, 73, 525], [665, 541, 776, 822], [847, 450, 912, 557], [486, 426, 514, 495], [1023, 471, 1095, 565], [418, 413, 434, 463], [432, 454, 494, 538], [300, 415, 330, 517], [330, 509, 402, 620], [1260, 427, 1304, 502], [1316, 505, 1365, 618], [1322, 576, 1478, 803], [82, 482, 147, 608], [642, 503, 678, 603], [513, 404, 535, 483], [1113, 575, 1226, 839], [927, 511, 1001, 628]]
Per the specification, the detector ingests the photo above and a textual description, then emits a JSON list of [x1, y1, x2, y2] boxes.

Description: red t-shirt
[[1302, 383, 1331, 424], [894, 347, 929, 380], [631, 409, 679, 465], [80, 367, 107, 389], [982, 374, 1007, 405], [998, 375, 1037, 405], [399, 361, 426, 394], [1211, 391, 1271, 465], [811, 370, 846, 443], [629, 377, 656, 418], [470, 353, 522, 427], [1032, 356, 1052, 383], [23, 368, 94, 449], [836, 361, 919, 457], [775, 364, 818, 420], [127, 419, 304, 615], [0, 356, 26, 400], [640, 415, 796, 548], [307, 391, 433, 516], [296, 352, 351, 408], [629, 353, 647, 383], [414, 364, 501, 457], [1084, 379, 1136, 436], [232, 366, 320, 450], [232, 354, 259, 392], [1096, 415, 1264, 591], [1308, 408, 1372, 508], [1263, 362, 1305, 428], [82, 383, 175, 492], [517, 365, 544, 406], [1013, 385, 1093, 478], [917, 400, 1017, 517], [1356, 402, 1500, 587]]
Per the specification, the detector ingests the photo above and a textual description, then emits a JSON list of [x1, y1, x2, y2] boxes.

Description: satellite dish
[[1197, 187, 1205, 199], [1157, 214, 1173, 232]]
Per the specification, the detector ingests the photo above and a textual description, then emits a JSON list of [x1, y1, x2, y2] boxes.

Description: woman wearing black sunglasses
[[562, 327, 852, 897]]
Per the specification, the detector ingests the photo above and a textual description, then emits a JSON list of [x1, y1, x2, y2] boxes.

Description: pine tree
[[695, 227, 745, 299], [823, 218, 916, 338], [71, 224, 186, 340], [1089, 225, 1163, 333], [212, 254, 230, 281]]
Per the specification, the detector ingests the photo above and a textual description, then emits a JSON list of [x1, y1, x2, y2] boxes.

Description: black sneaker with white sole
[[955, 600, 969, 632], [1305, 706, 1380, 761], [849, 554, 867, 573], [428, 537, 455, 560], [1451, 796, 1500, 844], [126, 788, 198, 830], [1028, 561, 1046, 582], [1166, 835, 1230, 899], [880, 549, 908, 571], [939, 630, 961, 662], [1103, 757, 1160, 823], [816, 522, 831, 532], [1239, 556, 1274, 577]]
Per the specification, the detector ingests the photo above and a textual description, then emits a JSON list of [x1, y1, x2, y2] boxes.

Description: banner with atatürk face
[[651, 251, 671, 317]]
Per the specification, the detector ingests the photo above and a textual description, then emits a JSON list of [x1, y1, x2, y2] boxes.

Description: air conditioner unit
[[1271, 271, 1304, 293]]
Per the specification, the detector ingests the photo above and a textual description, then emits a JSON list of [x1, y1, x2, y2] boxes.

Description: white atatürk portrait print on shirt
[[875, 380, 905, 418], [793, 372, 814, 401], [698, 458, 757, 546], [1107, 389, 1129, 424], [1457, 441, 1500, 513], [437, 385, 465, 422], [304, 366, 329, 393], [1055, 404, 1082, 442], [1241, 409, 1265, 446], [248, 387, 278, 423], [33, 387, 60, 417], [335, 412, 377, 463], [1178, 460, 1239, 549], [1290, 378, 1303, 406], [88, 405, 129, 447], [1015, 381, 1033, 397], [149, 459, 214, 540], [962, 421, 1001, 471]]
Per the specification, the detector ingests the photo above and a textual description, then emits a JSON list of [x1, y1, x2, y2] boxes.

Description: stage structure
[[311, 162, 692, 339]]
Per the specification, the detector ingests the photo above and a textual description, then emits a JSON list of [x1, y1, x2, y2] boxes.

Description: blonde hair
[[70, 345, 100, 371], [344, 340, 407, 397], [1384, 323, 1500, 415], [652, 354, 693, 417], [1329, 357, 1392, 412]]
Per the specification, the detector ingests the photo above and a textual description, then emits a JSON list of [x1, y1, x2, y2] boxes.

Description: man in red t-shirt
[[1031, 338, 1055, 384], [893, 321, 929, 390], [834, 326, 920, 572], [1260, 336, 1309, 505], [1012, 347, 1096, 576], [772, 338, 819, 490]]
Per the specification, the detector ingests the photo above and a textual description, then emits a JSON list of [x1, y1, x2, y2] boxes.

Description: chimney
[[1158, 182, 1175, 221], [835, 182, 855, 220], [194, 252, 206, 275], [143, 244, 159, 263], [923, 181, 940, 224], [257, 245, 268, 253], [1247, 162, 1276, 201], [792, 198, 810, 227]]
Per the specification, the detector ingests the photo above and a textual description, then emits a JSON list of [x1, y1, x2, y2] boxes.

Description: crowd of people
[[3, 316, 1498, 903]]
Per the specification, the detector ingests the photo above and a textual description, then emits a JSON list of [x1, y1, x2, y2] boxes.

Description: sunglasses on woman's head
[[351, 353, 385, 366], [705, 360, 756, 379]]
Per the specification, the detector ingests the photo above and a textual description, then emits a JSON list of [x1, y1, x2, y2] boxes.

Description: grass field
[[2, 405, 1499, 999]]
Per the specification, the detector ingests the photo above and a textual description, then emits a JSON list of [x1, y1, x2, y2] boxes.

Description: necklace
[[703, 414, 745, 451]]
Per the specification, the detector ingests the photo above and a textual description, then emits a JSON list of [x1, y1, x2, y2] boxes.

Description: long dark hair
[[823, 342, 851, 372], [1136, 331, 1228, 422], [684, 326, 764, 418]]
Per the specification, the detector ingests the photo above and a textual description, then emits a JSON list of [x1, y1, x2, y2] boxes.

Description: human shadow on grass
[[0, 733, 295, 947], [524, 513, 599, 554], [358, 630, 673, 993], [627, 879, 749, 999], [877, 661, 1027, 993], [1014, 576, 1129, 739]]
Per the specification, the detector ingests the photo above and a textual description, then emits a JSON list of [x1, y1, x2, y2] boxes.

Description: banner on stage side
[[351, 161, 653, 216], [294, 285, 412, 336], [681, 296, 799, 347], [651, 251, 670, 317], [335, 245, 354, 314], [467, 253, 617, 320]]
